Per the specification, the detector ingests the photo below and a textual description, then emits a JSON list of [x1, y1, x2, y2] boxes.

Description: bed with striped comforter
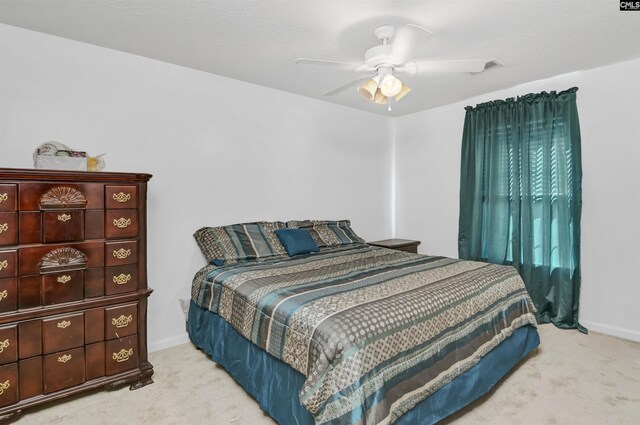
[[191, 244, 537, 424]]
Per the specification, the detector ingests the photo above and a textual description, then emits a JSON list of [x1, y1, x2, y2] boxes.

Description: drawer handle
[[112, 314, 133, 328], [0, 380, 9, 396], [57, 213, 72, 222], [112, 248, 132, 259], [0, 260, 7, 271], [57, 275, 72, 284], [57, 320, 72, 329], [58, 354, 72, 363], [0, 290, 7, 301], [113, 217, 132, 229], [0, 339, 9, 353], [112, 348, 133, 363], [113, 273, 132, 285], [0, 193, 7, 203], [0, 223, 8, 234], [113, 192, 131, 203]]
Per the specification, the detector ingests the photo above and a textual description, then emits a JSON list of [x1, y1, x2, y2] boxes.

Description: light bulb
[[380, 75, 403, 97]]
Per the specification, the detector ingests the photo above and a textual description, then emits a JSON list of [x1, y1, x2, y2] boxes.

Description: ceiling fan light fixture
[[394, 83, 412, 102], [380, 74, 403, 97], [358, 78, 379, 101], [373, 88, 388, 105]]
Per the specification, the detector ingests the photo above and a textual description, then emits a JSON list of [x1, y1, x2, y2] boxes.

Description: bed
[[187, 221, 539, 425]]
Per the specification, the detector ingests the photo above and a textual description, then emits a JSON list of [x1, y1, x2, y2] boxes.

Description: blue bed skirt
[[188, 300, 539, 425]]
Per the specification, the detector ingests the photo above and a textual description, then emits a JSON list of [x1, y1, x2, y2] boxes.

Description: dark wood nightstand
[[368, 239, 421, 254]]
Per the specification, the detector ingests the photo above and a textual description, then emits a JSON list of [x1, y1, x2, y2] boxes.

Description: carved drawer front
[[105, 334, 138, 376], [42, 312, 85, 355], [105, 304, 138, 340], [0, 213, 18, 246], [0, 250, 17, 279], [42, 210, 85, 243], [0, 326, 17, 365], [19, 242, 104, 276], [43, 347, 85, 394], [19, 183, 103, 211], [105, 209, 138, 239], [42, 270, 85, 306], [104, 264, 138, 296], [106, 186, 138, 209], [0, 185, 17, 212], [105, 240, 137, 267], [0, 363, 18, 407], [0, 278, 17, 313]]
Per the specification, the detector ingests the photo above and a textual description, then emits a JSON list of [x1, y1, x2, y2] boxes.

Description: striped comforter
[[191, 244, 537, 424]]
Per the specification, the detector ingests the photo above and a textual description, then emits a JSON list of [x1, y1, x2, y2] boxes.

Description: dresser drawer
[[42, 210, 85, 243], [106, 186, 138, 209], [19, 242, 104, 276], [19, 357, 43, 399], [106, 335, 138, 376], [42, 270, 85, 306], [42, 312, 85, 355], [104, 264, 138, 295], [0, 185, 17, 212], [0, 278, 17, 313], [0, 213, 18, 247], [19, 183, 103, 211], [105, 304, 138, 339], [0, 326, 17, 365], [43, 347, 85, 394], [105, 241, 137, 266], [0, 363, 18, 407], [86, 341, 105, 380], [105, 209, 138, 239], [0, 250, 17, 279]]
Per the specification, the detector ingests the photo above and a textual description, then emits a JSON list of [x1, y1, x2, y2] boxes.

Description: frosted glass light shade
[[380, 74, 403, 97], [395, 84, 412, 101], [373, 88, 388, 104], [358, 78, 378, 101]]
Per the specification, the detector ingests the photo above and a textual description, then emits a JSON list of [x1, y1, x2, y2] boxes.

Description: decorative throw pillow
[[285, 220, 365, 248], [274, 229, 319, 256], [193, 221, 287, 264]]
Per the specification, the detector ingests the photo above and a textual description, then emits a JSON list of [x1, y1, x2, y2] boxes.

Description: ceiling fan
[[295, 24, 492, 111]]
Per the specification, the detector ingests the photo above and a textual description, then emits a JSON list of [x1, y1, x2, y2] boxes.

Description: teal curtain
[[458, 87, 583, 330]]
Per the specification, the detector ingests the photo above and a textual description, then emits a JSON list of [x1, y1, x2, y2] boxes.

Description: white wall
[[394, 58, 640, 342], [2, 23, 638, 346], [0, 25, 393, 351]]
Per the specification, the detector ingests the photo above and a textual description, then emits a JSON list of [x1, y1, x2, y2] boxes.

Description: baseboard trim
[[580, 320, 640, 343], [148, 333, 191, 353]]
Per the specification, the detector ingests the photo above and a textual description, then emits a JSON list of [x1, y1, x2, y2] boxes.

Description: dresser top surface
[[0, 168, 152, 182], [368, 239, 421, 248]]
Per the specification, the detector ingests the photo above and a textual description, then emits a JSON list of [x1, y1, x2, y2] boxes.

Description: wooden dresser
[[0, 168, 153, 420]]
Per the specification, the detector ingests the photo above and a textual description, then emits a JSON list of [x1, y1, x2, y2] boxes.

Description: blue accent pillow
[[209, 258, 224, 266], [274, 229, 319, 256]]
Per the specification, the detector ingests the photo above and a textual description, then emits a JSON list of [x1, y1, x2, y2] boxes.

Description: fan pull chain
[[388, 97, 392, 112]]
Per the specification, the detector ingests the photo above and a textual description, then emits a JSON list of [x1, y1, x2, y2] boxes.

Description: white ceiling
[[1, 0, 639, 116]]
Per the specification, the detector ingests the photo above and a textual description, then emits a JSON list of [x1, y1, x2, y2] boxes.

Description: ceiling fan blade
[[413, 60, 487, 73], [390, 24, 432, 60], [324, 76, 374, 96], [294, 58, 361, 71]]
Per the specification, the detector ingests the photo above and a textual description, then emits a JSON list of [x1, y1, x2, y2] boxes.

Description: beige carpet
[[12, 325, 640, 425]]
